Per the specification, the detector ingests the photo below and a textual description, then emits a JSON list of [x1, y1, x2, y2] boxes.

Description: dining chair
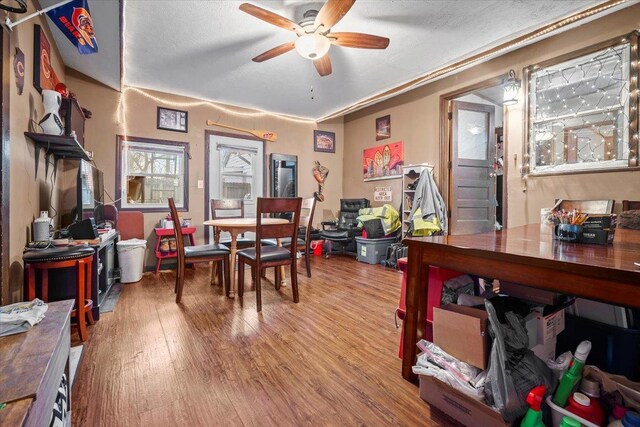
[[168, 198, 231, 303], [236, 197, 302, 312], [210, 199, 256, 248], [263, 196, 316, 277]]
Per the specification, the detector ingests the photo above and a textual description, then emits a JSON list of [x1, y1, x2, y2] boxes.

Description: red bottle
[[566, 392, 604, 426]]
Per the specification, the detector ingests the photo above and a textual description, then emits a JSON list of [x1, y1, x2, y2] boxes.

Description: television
[[61, 160, 104, 227]]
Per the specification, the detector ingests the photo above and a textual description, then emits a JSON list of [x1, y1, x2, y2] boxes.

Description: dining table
[[203, 217, 289, 297]]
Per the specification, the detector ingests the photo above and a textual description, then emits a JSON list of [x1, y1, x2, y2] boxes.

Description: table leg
[[228, 233, 238, 298], [402, 246, 429, 383], [211, 228, 220, 286], [277, 238, 287, 286]]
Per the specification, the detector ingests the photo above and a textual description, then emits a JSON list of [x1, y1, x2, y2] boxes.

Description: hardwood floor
[[71, 256, 454, 426]]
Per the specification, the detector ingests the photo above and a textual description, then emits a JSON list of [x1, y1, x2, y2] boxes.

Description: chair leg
[[76, 262, 88, 342], [211, 262, 218, 286], [251, 266, 256, 283], [291, 260, 299, 304], [85, 259, 95, 325], [237, 258, 245, 298], [217, 260, 223, 288], [305, 250, 311, 278], [223, 257, 230, 297], [174, 260, 180, 294], [175, 260, 185, 304], [255, 267, 262, 312], [275, 266, 281, 290]]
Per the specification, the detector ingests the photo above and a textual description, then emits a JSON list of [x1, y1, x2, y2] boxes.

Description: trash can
[[116, 239, 147, 283]]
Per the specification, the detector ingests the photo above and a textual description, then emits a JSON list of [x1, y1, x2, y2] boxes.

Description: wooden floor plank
[[71, 256, 452, 426]]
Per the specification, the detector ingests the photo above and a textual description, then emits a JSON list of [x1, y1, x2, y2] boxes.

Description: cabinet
[[402, 164, 433, 237]]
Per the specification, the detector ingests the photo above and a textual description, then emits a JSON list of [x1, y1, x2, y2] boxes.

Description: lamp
[[295, 33, 331, 60], [503, 69, 521, 106]]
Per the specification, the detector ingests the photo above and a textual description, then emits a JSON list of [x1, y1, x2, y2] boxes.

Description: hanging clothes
[[408, 169, 448, 236], [356, 204, 401, 235]]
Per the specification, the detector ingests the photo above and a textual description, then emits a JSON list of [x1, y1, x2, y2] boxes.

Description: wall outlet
[[197, 180, 204, 189]]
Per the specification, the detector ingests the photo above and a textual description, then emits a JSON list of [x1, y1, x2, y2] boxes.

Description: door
[[450, 100, 496, 235], [207, 134, 264, 240]]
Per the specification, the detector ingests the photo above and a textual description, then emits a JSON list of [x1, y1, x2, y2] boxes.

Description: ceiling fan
[[239, 0, 389, 77]]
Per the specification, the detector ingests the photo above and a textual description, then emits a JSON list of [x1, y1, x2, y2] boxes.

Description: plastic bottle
[[560, 416, 582, 427], [579, 376, 605, 426], [566, 392, 602, 425], [622, 411, 640, 427], [552, 340, 592, 407], [609, 404, 629, 425], [520, 385, 545, 427]]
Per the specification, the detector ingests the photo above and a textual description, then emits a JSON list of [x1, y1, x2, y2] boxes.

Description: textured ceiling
[[44, 0, 628, 120]]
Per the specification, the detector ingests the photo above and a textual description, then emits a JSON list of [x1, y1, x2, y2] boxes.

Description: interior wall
[[65, 72, 344, 268], [343, 4, 640, 227], [5, 7, 66, 303]]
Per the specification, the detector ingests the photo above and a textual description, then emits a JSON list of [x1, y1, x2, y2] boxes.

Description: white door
[[208, 134, 264, 240]]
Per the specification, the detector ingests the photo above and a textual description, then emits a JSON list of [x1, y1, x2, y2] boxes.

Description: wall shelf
[[24, 132, 89, 161]]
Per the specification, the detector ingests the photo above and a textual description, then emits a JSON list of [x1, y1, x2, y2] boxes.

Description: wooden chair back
[[256, 197, 302, 257], [555, 199, 614, 214], [168, 198, 185, 266], [300, 197, 317, 243], [623, 200, 640, 211], [211, 199, 245, 220]]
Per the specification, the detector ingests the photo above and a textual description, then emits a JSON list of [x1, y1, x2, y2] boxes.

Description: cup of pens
[[552, 209, 588, 242]]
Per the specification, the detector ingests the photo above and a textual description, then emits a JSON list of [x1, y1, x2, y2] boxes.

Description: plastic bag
[[483, 300, 556, 422], [413, 340, 486, 401], [547, 351, 572, 381]]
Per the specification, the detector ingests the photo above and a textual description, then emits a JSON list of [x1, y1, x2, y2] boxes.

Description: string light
[[116, 0, 316, 138]]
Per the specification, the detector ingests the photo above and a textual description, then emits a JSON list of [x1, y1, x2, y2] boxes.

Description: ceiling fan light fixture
[[503, 69, 522, 106], [295, 33, 330, 60]]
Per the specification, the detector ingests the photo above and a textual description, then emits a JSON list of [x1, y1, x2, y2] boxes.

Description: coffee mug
[[553, 223, 582, 242]]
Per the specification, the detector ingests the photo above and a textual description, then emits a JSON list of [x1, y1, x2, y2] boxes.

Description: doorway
[[204, 131, 265, 243], [443, 81, 507, 235]]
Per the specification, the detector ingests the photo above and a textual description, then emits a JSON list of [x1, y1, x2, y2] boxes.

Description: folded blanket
[[0, 299, 48, 337]]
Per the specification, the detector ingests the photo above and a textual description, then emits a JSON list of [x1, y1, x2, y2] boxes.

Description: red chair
[[118, 211, 144, 240], [396, 258, 464, 358]]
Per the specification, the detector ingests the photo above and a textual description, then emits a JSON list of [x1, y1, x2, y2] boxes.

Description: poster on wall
[[363, 140, 404, 182], [33, 24, 61, 93]]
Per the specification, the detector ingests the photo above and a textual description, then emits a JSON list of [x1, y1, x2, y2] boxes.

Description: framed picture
[[33, 24, 61, 93], [376, 115, 391, 141], [314, 130, 335, 153], [363, 140, 404, 181], [157, 107, 188, 133]]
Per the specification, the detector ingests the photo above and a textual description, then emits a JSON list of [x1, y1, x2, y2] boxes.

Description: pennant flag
[[46, 0, 98, 55]]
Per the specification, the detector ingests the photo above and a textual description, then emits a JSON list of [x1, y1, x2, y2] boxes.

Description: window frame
[[523, 31, 640, 177], [116, 135, 190, 212]]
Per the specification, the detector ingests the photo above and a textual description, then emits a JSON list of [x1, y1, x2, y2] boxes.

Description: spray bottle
[[552, 340, 592, 407], [520, 385, 545, 427]]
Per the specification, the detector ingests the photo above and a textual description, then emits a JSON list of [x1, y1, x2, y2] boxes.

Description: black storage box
[[557, 314, 640, 381], [580, 228, 615, 245], [583, 214, 617, 230]]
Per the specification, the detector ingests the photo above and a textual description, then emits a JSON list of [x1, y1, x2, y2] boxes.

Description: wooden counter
[[401, 225, 640, 382], [0, 300, 73, 426]]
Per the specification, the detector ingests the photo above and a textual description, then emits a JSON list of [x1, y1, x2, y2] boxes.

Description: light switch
[[197, 180, 204, 189]]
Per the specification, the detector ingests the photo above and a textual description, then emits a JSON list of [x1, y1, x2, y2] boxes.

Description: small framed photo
[[376, 115, 391, 141], [314, 130, 335, 153], [157, 107, 188, 133]]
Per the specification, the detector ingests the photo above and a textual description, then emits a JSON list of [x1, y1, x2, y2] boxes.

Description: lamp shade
[[295, 33, 331, 60], [503, 69, 521, 106]]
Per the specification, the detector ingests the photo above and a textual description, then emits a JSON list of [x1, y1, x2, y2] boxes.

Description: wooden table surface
[[203, 218, 289, 297], [401, 225, 640, 382]]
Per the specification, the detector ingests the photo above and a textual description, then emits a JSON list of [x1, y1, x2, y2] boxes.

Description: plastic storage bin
[[557, 314, 640, 381], [546, 396, 598, 427], [116, 239, 147, 283], [355, 236, 397, 265]]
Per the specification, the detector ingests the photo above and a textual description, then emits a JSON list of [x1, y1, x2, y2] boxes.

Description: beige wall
[[66, 73, 344, 267], [5, 7, 67, 303], [344, 4, 640, 228]]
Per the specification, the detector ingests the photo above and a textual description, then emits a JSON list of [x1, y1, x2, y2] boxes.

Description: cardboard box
[[533, 307, 565, 346], [583, 214, 616, 230], [580, 228, 615, 245], [500, 281, 566, 306], [531, 336, 557, 362], [433, 304, 489, 369], [419, 374, 509, 427]]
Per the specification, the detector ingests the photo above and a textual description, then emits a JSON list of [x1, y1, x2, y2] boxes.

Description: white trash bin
[[116, 239, 147, 283]]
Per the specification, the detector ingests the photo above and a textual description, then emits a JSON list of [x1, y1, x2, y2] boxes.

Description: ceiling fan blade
[[239, 3, 302, 33], [314, 55, 332, 77], [314, 0, 356, 31], [252, 42, 295, 62], [329, 32, 390, 49]]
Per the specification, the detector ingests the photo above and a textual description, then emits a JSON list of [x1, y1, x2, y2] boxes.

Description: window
[[525, 33, 639, 175], [117, 136, 189, 211]]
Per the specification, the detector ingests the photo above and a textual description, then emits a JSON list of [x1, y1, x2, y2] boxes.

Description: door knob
[[489, 172, 496, 178]]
